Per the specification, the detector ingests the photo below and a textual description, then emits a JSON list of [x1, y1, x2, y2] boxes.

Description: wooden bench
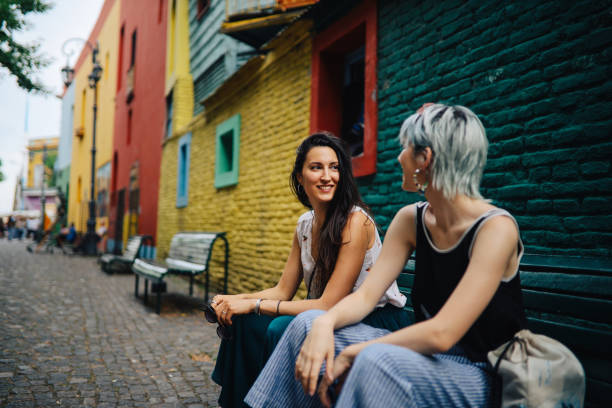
[[99, 234, 151, 273], [131, 232, 229, 314], [396, 254, 612, 408]]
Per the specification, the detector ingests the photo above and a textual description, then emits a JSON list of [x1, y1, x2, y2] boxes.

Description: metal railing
[[225, 0, 317, 20]]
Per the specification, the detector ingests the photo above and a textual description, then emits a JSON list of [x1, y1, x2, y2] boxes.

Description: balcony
[[126, 65, 134, 103], [221, 0, 319, 48]]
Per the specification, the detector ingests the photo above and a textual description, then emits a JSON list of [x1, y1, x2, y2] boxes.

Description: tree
[[0, 158, 4, 182], [0, 0, 52, 93]]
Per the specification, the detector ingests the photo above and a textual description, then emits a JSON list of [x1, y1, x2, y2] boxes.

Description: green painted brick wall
[[360, 0, 612, 258]]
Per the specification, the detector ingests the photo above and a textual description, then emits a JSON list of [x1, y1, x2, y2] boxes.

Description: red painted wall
[[110, 0, 167, 248]]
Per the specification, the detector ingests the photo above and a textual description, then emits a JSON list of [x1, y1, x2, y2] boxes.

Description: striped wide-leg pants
[[245, 310, 493, 408]]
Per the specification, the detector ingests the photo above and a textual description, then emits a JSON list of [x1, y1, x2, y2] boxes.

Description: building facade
[[189, 0, 252, 117], [18, 137, 60, 217], [364, 0, 612, 257], [26, 137, 59, 190], [66, 0, 120, 236], [156, 20, 313, 294], [108, 0, 168, 256]]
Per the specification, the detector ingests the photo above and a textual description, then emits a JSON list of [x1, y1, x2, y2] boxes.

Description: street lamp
[[61, 38, 103, 255]]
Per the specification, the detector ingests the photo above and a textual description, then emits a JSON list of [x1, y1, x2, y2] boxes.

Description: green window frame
[[215, 114, 240, 188]]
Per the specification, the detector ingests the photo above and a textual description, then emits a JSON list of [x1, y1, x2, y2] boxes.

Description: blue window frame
[[176, 132, 191, 207]]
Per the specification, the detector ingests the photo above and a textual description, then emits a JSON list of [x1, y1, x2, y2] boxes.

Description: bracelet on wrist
[[276, 300, 281, 316], [254, 298, 262, 315]]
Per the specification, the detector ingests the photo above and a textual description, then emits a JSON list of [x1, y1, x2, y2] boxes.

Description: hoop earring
[[297, 184, 304, 195], [413, 168, 429, 195]]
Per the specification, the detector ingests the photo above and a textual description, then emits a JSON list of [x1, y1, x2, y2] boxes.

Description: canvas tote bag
[[488, 329, 585, 408]]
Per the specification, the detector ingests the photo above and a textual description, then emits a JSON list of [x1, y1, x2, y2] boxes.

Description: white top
[[296, 206, 407, 308]]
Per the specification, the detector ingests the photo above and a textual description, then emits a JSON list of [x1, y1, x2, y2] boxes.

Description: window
[[112, 150, 119, 194], [215, 114, 240, 188], [128, 162, 139, 237], [97, 162, 111, 217], [81, 89, 86, 128], [176, 133, 191, 208], [166, 92, 173, 139], [310, 0, 377, 177], [193, 55, 226, 115], [117, 25, 124, 91], [197, 0, 210, 20], [127, 109, 133, 145], [130, 29, 137, 68], [169, 0, 176, 73], [104, 52, 109, 81], [77, 177, 82, 204], [34, 164, 43, 188]]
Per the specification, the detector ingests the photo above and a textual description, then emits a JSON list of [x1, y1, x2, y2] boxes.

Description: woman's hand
[[295, 317, 335, 397], [317, 344, 361, 408], [212, 296, 254, 326]]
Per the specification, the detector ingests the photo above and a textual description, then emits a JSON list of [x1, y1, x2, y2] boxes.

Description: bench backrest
[[123, 235, 144, 260], [396, 254, 612, 407], [168, 232, 223, 266]]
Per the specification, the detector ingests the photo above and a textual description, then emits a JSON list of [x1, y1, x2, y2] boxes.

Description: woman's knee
[[353, 343, 416, 374], [280, 310, 326, 343], [290, 309, 325, 330], [267, 315, 295, 339]]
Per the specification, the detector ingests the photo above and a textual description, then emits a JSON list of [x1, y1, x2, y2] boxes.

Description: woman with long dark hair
[[246, 104, 527, 408], [210, 132, 407, 407]]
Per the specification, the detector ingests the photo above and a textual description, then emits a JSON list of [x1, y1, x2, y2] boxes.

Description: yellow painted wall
[[67, 0, 120, 232], [156, 20, 312, 295], [165, 0, 193, 137]]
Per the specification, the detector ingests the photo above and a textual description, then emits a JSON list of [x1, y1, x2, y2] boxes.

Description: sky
[[0, 0, 105, 213]]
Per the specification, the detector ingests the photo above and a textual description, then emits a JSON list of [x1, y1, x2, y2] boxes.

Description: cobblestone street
[[0, 239, 222, 407]]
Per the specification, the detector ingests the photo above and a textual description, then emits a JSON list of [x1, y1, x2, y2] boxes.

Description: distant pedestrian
[[0, 217, 5, 238], [7, 216, 16, 240], [15, 217, 26, 240]]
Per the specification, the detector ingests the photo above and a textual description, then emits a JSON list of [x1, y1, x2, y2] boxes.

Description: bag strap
[[493, 336, 519, 373], [490, 336, 520, 408]]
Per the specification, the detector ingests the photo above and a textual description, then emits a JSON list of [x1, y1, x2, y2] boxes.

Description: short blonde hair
[[399, 104, 488, 200]]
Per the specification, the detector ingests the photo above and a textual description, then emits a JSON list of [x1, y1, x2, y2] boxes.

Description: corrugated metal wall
[[189, 0, 252, 113]]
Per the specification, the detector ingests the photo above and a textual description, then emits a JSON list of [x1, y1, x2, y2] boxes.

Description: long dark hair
[[290, 132, 372, 298]]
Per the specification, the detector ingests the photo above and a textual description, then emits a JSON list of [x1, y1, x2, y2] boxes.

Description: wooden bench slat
[[520, 271, 612, 297], [522, 289, 612, 325], [396, 273, 414, 289], [520, 254, 612, 276], [526, 317, 612, 357], [133, 258, 167, 280], [166, 258, 207, 273]]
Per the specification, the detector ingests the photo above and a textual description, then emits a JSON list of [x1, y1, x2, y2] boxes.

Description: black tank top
[[412, 202, 526, 362]]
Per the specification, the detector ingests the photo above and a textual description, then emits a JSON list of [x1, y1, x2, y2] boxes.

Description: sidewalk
[[0, 239, 221, 407]]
